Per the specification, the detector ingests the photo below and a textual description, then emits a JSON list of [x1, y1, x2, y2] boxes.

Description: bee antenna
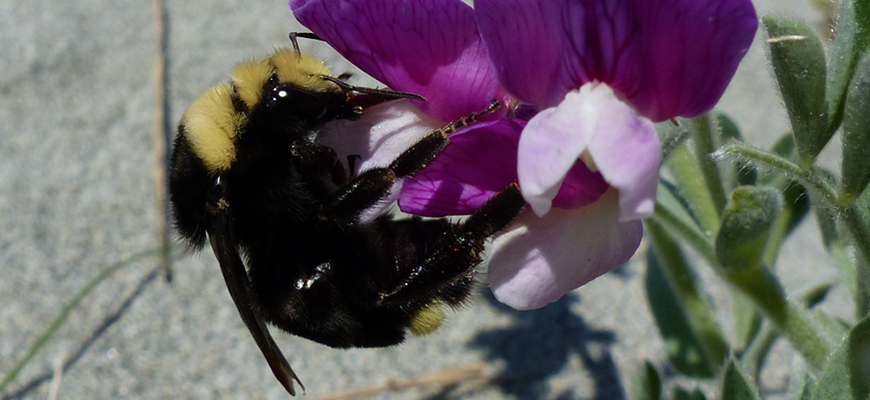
[[317, 75, 425, 101], [288, 32, 324, 56]]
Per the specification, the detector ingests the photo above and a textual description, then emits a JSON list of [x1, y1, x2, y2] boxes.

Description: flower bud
[[715, 186, 782, 271]]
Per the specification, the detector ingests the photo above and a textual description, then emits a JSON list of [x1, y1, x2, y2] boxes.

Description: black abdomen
[[245, 216, 463, 348]]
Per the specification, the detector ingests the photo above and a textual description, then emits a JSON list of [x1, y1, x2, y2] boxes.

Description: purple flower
[[291, 0, 757, 309], [292, 0, 512, 219], [291, 0, 503, 122]]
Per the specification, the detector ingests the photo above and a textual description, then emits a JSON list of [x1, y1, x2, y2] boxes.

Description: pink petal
[[488, 190, 644, 310], [517, 86, 604, 216], [474, 0, 757, 120], [317, 100, 444, 220], [291, 0, 501, 121], [583, 85, 661, 220], [398, 119, 525, 217]]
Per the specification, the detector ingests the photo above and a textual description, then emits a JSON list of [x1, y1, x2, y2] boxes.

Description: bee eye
[[207, 177, 225, 203], [266, 86, 330, 120], [268, 72, 279, 85]]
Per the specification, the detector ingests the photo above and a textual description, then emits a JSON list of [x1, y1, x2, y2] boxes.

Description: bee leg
[[323, 100, 501, 221], [289, 142, 350, 196], [379, 183, 526, 305], [208, 211, 304, 396], [387, 99, 500, 178]]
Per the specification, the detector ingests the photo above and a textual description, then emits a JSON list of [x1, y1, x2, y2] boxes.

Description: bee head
[[233, 48, 424, 133], [169, 48, 424, 248], [230, 49, 345, 127]]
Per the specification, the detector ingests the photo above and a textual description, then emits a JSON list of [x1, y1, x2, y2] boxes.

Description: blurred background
[[0, 0, 841, 399]]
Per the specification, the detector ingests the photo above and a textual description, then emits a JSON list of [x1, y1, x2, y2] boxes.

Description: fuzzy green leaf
[[716, 113, 742, 142], [647, 218, 729, 368], [658, 179, 704, 234], [630, 361, 661, 400], [802, 281, 835, 309], [722, 358, 761, 400], [715, 187, 782, 271], [841, 53, 870, 200], [763, 179, 810, 267], [771, 132, 798, 158], [738, 323, 778, 380], [717, 113, 756, 186], [827, 0, 870, 132], [645, 247, 718, 377], [673, 387, 707, 400], [799, 374, 816, 400], [781, 180, 810, 234], [813, 309, 851, 345], [764, 16, 830, 163], [811, 316, 870, 400]]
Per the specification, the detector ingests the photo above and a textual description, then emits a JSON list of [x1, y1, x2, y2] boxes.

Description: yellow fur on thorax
[[231, 48, 338, 110], [232, 59, 271, 110], [182, 83, 243, 173], [185, 48, 340, 173], [270, 48, 336, 92]]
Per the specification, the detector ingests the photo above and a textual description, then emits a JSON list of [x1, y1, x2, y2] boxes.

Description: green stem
[[843, 205, 870, 317], [718, 143, 840, 207], [689, 115, 728, 215], [646, 220, 729, 366], [658, 121, 691, 160], [650, 203, 717, 266], [724, 268, 830, 371], [741, 281, 839, 379], [651, 202, 831, 372], [0, 247, 174, 392], [667, 146, 721, 235]]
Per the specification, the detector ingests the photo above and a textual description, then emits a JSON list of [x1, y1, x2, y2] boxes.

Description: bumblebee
[[168, 34, 526, 395]]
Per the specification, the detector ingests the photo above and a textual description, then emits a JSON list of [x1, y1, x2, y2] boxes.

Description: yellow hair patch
[[270, 47, 337, 93], [408, 302, 446, 336], [182, 83, 243, 173], [231, 59, 272, 110]]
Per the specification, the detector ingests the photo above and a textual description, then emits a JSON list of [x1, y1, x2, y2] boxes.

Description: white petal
[[488, 190, 643, 310], [317, 100, 444, 173], [316, 100, 444, 220], [518, 88, 595, 216]]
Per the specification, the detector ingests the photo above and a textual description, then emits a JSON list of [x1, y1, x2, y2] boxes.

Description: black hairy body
[[168, 40, 525, 395]]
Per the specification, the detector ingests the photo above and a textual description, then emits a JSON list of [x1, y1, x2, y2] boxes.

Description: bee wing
[[208, 211, 304, 396]]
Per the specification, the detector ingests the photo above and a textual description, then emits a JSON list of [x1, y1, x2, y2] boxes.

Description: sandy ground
[[0, 0, 844, 399]]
